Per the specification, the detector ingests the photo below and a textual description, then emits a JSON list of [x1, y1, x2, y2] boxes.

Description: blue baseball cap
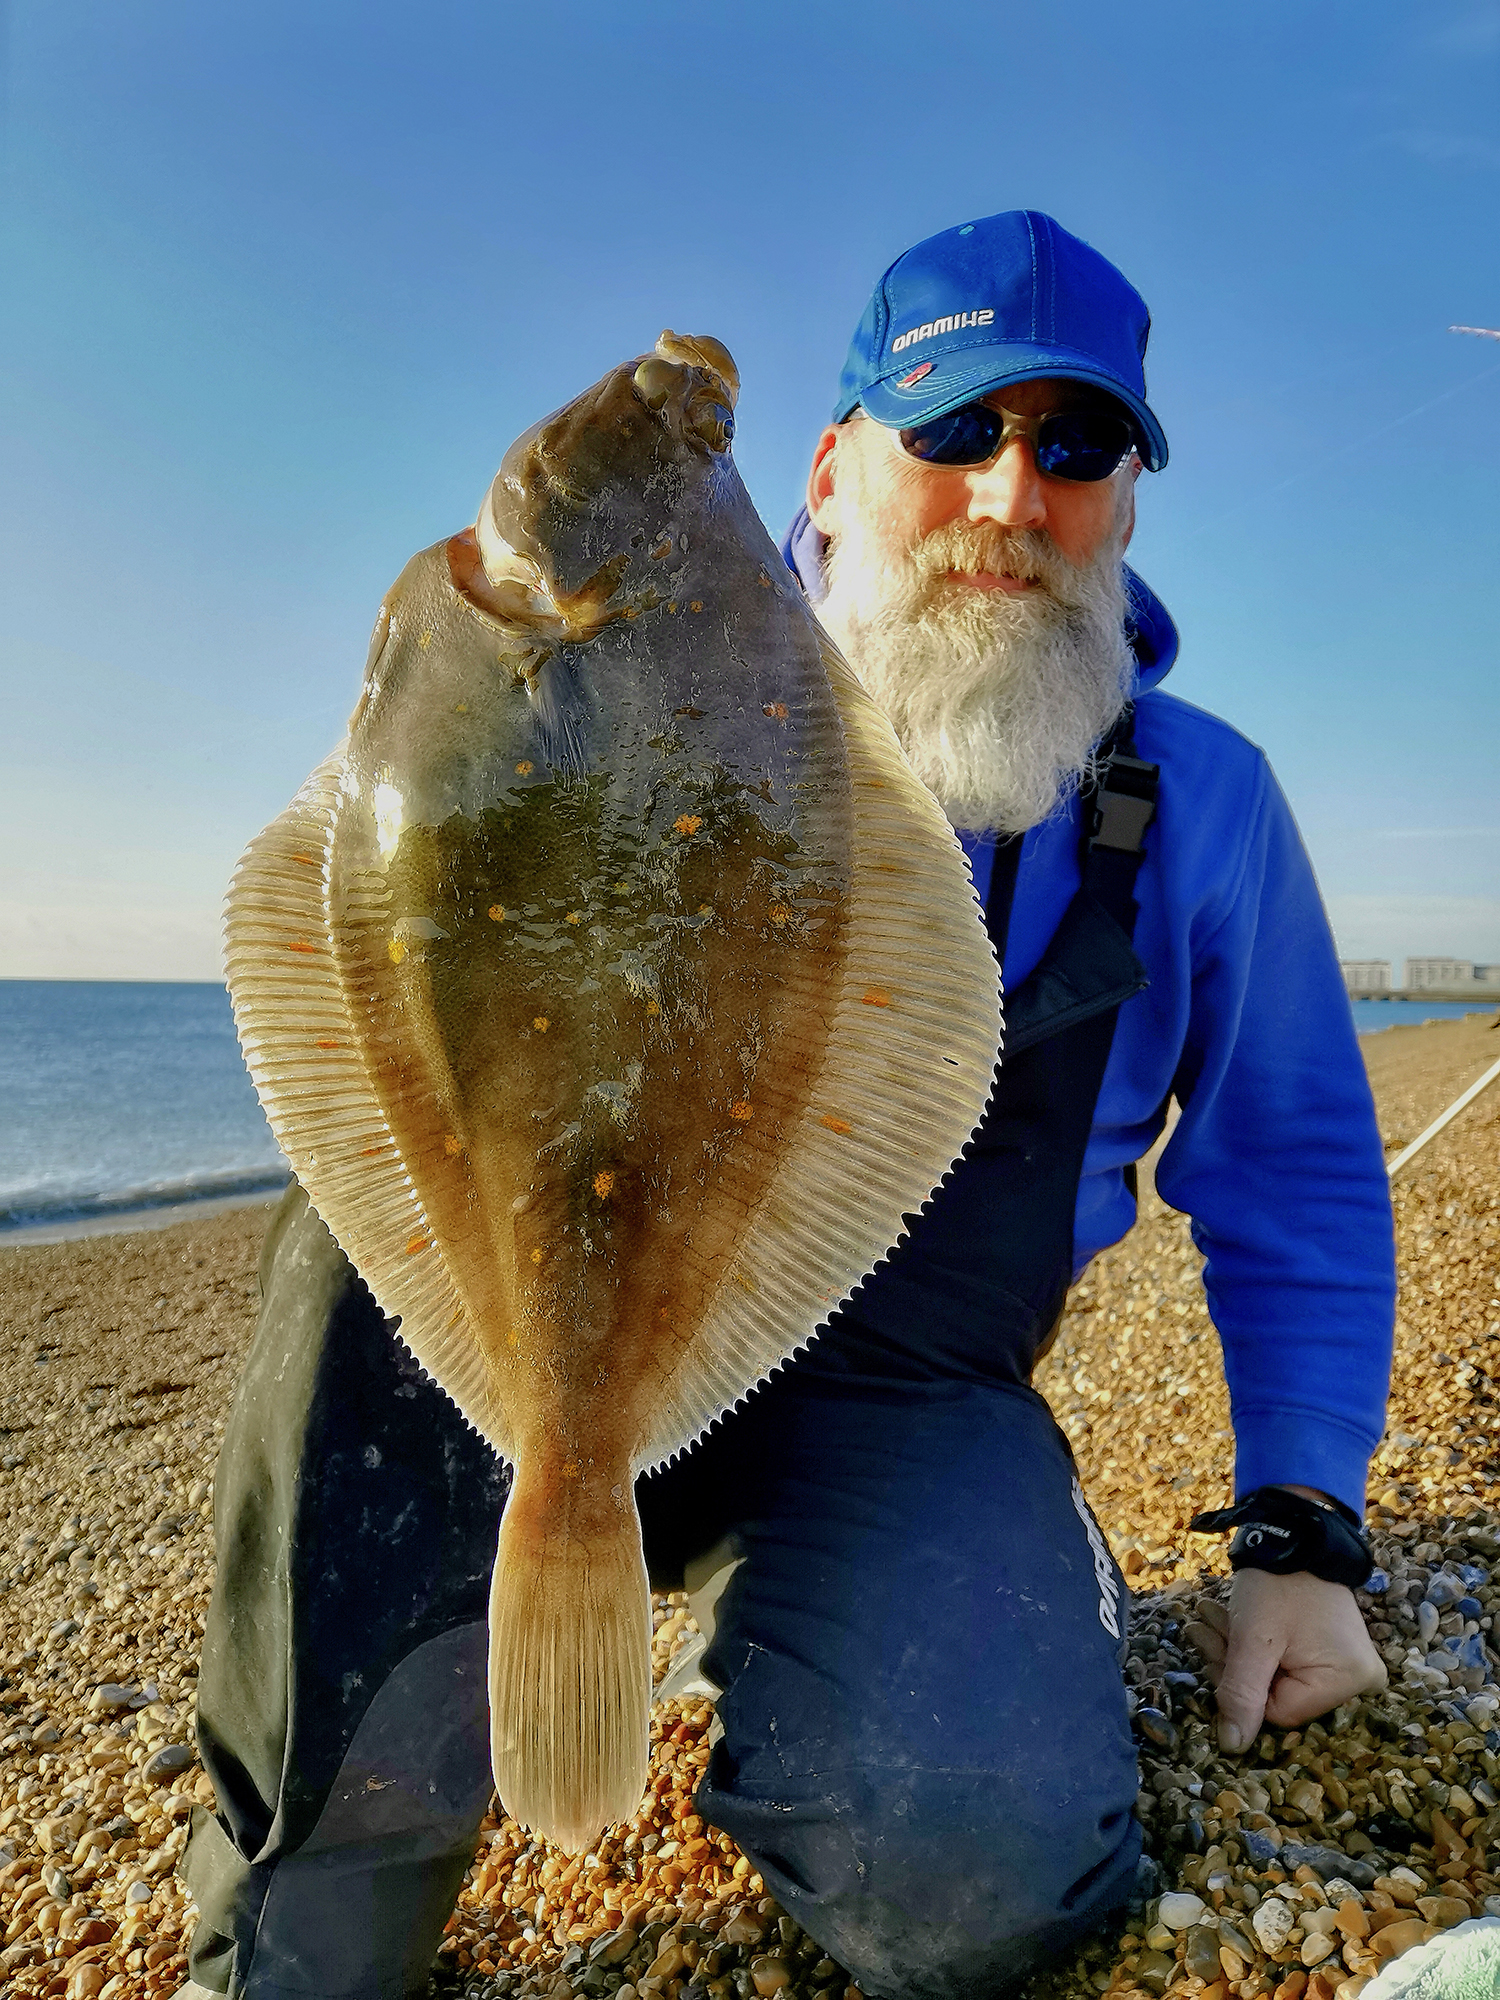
[[834, 210, 1168, 471]]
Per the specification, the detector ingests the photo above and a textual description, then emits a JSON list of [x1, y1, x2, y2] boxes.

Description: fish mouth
[[459, 332, 741, 641]]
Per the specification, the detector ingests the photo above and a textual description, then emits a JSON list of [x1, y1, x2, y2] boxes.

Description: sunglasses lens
[[1034, 412, 1134, 482], [898, 404, 1004, 467]]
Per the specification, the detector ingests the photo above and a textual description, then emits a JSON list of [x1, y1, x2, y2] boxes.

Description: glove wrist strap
[[1188, 1485, 1373, 1588]]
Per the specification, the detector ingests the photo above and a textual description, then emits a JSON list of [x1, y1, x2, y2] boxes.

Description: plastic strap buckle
[[1089, 754, 1160, 854]]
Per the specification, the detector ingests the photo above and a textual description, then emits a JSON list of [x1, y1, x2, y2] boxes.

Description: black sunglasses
[[895, 401, 1137, 482]]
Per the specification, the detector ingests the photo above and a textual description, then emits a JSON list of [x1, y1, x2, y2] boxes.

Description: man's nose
[[965, 439, 1048, 531]]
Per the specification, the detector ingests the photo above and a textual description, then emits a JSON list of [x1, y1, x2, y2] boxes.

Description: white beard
[[817, 476, 1136, 835]]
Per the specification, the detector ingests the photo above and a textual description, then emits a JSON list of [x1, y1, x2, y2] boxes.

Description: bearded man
[[178, 214, 1396, 2000]]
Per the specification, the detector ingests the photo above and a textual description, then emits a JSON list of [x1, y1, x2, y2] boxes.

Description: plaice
[[223, 330, 1003, 1853]]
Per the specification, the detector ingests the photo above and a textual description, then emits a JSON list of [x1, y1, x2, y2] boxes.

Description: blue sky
[[3, 0, 1497, 980]]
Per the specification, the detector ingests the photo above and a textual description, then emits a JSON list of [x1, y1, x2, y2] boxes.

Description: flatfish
[[224, 332, 1002, 1851]]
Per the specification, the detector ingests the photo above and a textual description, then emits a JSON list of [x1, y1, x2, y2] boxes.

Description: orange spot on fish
[[593, 1170, 616, 1198], [645, 1000, 660, 1016], [515, 761, 533, 775], [820, 1114, 853, 1135], [652, 539, 674, 559], [388, 938, 407, 964], [689, 600, 703, 613], [624, 605, 638, 619], [667, 601, 678, 613], [405, 1233, 430, 1256], [530, 1246, 546, 1265], [488, 905, 506, 921], [360, 1145, 388, 1157], [562, 1459, 580, 1479], [697, 903, 712, 916], [533, 1016, 550, 1033], [729, 1102, 753, 1122], [443, 1134, 463, 1156], [762, 702, 788, 719], [290, 851, 319, 866], [314, 1038, 342, 1049], [862, 989, 892, 1007], [418, 629, 434, 649], [768, 906, 792, 925], [454, 701, 469, 713], [758, 569, 773, 588], [566, 911, 583, 925], [286, 940, 319, 954], [673, 814, 702, 836]]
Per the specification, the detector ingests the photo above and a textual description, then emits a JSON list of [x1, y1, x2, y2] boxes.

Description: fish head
[[470, 331, 742, 639]]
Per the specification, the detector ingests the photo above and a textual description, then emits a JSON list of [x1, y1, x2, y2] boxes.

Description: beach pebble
[[1253, 1897, 1296, 1952], [89, 1683, 138, 1713], [142, 1741, 194, 1781], [1185, 1925, 1224, 1981], [1371, 1918, 1428, 1960], [1134, 1949, 1177, 1994], [749, 1953, 792, 1994], [1157, 1890, 1206, 1930]]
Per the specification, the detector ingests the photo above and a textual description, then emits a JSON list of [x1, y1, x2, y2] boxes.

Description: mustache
[[902, 522, 1096, 609]]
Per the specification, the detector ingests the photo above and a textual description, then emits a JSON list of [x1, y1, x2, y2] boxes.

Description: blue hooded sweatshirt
[[783, 508, 1396, 1518]]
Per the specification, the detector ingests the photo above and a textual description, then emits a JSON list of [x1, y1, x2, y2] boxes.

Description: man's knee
[[699, 1758, 1140, 2000]]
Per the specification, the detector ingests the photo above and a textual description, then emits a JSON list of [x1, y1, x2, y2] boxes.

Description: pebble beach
[[0, 1013, 1496, 2000]]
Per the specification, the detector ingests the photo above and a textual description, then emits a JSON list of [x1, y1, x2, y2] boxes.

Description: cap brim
[[846, 342, 1168, 472]]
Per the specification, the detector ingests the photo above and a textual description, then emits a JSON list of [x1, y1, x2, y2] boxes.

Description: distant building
[[1342, 960, 1392, 992], [1407, 957, 1472, 988], [1404, 958, 1500, 992]]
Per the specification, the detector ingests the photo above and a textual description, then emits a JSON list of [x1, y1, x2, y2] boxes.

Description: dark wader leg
[[183, 1188, 510, 1998], [185, 726, 1156, 2000]]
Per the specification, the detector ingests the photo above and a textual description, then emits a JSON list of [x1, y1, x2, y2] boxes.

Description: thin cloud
[[1394, 128, 1500, 171], [1431, 4, 1500, 55], [1370, 827, 1500, 840]]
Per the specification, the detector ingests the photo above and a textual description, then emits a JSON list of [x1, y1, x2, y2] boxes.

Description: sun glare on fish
[[372, 776, 405, 860]]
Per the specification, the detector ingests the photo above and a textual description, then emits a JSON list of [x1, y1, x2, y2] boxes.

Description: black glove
[[1189, 1485, 1373, 1588]]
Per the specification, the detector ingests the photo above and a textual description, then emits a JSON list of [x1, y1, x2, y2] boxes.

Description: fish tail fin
[[487, 1461, 653, 1853]]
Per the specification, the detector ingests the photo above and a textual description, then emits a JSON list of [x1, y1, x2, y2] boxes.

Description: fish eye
[[689, 401, 734, 453]]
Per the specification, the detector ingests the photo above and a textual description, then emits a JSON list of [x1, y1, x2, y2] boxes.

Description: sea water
[[0, 982, 1493, 1239], [1351, 998, 1499, 1034], [0, 981, 288, 1234]]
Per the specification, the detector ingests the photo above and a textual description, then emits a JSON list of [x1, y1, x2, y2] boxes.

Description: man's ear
[[806, 424, 845, 534], [1119, 456, 1141, 553]]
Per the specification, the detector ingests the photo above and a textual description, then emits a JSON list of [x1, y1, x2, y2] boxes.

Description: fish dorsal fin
[[634, 628, 1003, 1472], [223, 747, 514, 1460]]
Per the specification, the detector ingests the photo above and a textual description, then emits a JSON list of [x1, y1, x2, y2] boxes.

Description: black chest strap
[[988, 706, 1160, 1058]]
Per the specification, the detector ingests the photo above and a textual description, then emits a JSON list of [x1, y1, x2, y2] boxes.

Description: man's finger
[[1264, 1669, 1344, 1730], [1263, 1652, 1388, 1729], [1212, 1625, 1279, 1754], [1196, 1599, 1231, 1640], [1184, 1618, 1227, 1667]]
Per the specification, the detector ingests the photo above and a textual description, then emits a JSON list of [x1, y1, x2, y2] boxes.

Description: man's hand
[[1186, 1571, 1388, 1754]]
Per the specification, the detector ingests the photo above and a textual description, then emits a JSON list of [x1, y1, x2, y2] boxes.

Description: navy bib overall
[[184, 728, 1157, 2000]]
